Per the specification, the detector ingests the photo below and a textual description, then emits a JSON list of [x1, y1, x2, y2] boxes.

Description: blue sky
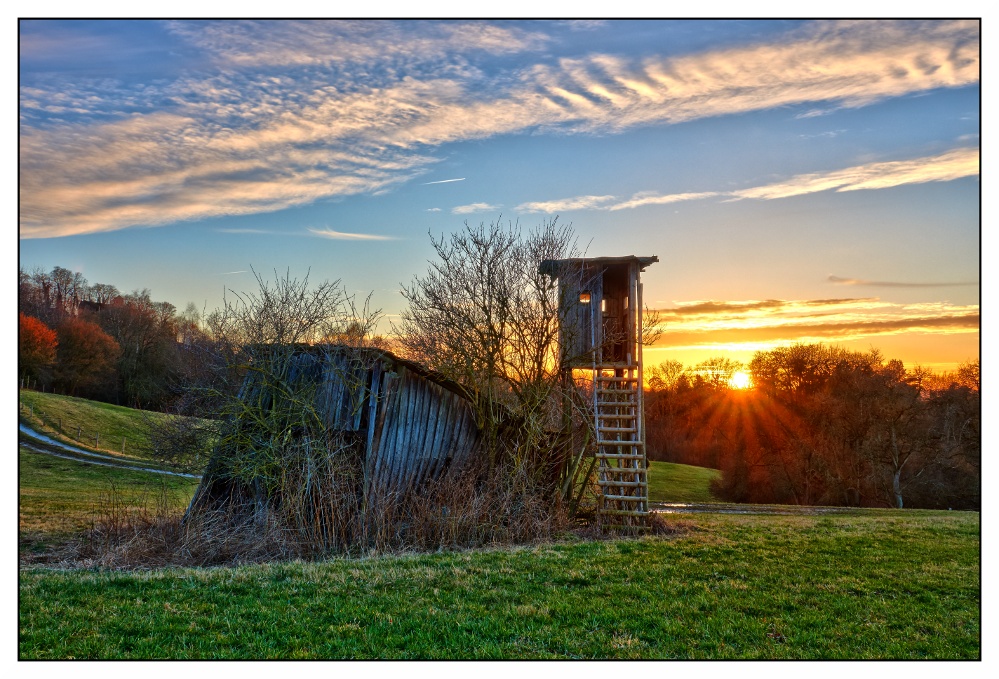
[[18, 18, 980, 370]]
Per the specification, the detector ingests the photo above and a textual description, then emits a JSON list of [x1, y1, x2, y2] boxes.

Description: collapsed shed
[[187, 345, 483, 516]]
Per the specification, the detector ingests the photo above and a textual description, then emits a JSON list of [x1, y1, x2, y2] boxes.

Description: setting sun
[[728, 370, 753, 390]]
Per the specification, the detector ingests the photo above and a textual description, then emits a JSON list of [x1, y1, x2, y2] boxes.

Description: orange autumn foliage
[[19, 312, 57, 381]]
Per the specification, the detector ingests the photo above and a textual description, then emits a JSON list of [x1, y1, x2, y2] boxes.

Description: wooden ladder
[[594, 366, 648, 530]]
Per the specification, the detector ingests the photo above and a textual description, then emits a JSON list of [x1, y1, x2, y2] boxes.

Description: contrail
[[422, 178, 466, 185]]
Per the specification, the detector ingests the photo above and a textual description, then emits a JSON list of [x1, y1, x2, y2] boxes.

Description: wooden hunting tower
[[540, 255, 659, 528]]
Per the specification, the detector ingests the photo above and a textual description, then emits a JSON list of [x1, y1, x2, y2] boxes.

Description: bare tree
[[396, 217, 584, 485]]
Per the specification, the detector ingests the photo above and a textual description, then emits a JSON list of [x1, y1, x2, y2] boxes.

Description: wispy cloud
[[607, 191, 720, 211], [515, 147, 978, 214], [307, 227, 395, 240], [515, 195, 616, 213], [422, 178, 465, 185], [732, 147, 979, 200], [649, 297, 979, 351], [165, 20, 551, 69], [556, 20, 608, 32], [426, 207, 441, 212], [19, 20, 979, 238], [452, 202, 500, 215], [828, 275, 979, 288]]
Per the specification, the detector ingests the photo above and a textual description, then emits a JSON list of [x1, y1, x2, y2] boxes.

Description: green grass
[[19, 389, 181, 459], [19, 446, 199, 549], [647, 461, 722, 503], [19, 509, 979, 659]]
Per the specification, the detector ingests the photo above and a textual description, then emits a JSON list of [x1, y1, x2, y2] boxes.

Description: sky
[[17, 18, 981, 373]]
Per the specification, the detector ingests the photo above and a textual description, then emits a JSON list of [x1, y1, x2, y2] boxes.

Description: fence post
[[122, 437, 126, 454], [77, 426, 82, 440], [96, 432, 99, 448]]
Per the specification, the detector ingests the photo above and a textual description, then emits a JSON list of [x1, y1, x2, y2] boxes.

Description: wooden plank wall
[[363, 361, 480, 495], [300, 348, 481, 495]]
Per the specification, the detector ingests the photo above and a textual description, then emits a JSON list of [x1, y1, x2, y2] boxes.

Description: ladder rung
[[598, 509, 649, 517], [597, 376, 638, 383], [597, 427, 637, 434], [597, 440, 643, 446], [601, 494, 647, 503], [597, 480, 647, 487], [597, 413, 635, 419], [596, 388, 637, 395], [596, 458, 647, 466]]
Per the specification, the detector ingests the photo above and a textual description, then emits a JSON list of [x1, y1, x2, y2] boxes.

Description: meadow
[[19, 389, 178, 460], [18, 392, 980, 659]]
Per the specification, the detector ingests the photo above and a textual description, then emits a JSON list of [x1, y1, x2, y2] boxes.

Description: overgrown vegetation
[[20, 510, 979, 659], [18, 446, 198, 560]]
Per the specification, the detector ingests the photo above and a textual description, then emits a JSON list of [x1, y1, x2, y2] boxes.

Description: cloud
[[607, 191, 720, 211], [828, 275, 979, 288], [515, 195, 616, 213], [422, 178, 465, 185], [556, 20, 608, 32], [661, 298, 876, 316], [307, 227, 395, 240], [514, 146, 979, 215], [452, 202, 500, 215], [426, 207, 441, 212], [794, 108, 838, 119], [19, 20, 979, 238], [648, 296, 979, 350], [732, 147, 979, 200], [165, 20, 551, 69]]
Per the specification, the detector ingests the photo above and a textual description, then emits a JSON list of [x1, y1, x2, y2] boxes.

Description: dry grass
[[65, 455, 571, 569]]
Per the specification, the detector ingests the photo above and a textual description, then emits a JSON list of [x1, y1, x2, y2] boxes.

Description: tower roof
[[538, 255, 659, 277]]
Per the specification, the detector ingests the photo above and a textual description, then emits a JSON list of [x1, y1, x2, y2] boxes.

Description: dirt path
[[19, 424, 201, 479], [651, 501, 860, 516]]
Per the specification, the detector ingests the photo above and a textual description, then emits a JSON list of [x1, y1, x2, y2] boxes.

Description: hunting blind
[[540, 255, 659, 529]]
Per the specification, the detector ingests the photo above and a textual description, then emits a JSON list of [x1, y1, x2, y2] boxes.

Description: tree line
[[644, 346, 980, 510], [18, 265, 203, 410]]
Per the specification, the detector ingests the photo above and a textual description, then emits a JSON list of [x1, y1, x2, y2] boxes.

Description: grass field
[[647, 461, 721, 503], [19, 389, 184, 459], [19, 509, 979, 659]]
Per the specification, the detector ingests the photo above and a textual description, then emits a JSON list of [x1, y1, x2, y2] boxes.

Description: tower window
[[579, 291, 591, 304]]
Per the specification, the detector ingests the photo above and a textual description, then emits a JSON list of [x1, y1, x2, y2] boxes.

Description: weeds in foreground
[[67, 457, 594, 569]]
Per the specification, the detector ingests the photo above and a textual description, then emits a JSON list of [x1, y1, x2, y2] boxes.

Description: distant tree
[[54, 318, 120, 396], [87, 282, 121, 306], [19, 313, 57, 385], [956, 358, 980, 392], [96, 291, 182, 408]]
